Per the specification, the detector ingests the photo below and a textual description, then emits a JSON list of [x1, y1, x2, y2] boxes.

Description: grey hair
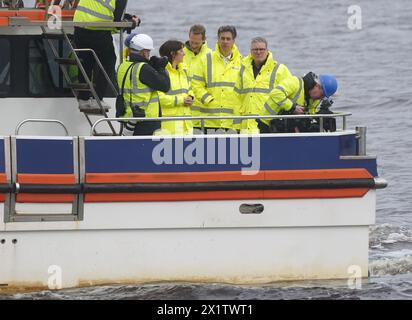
[[250, 37, 268, 48]]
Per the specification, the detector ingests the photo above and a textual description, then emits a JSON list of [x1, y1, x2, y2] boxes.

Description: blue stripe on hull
[[339, 134, 358, 156], [85, 135, 378, 176], [16, 139, 74, 174], [0, 138, 4, 173]]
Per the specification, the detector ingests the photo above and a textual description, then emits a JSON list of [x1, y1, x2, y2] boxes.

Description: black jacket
[[129, 53, 170, 92], [114, 0, 127, 22]]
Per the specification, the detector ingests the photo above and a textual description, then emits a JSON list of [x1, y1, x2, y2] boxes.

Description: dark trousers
[[256, 119, 271, 133], [133, 121, 161, 136], [73, 27, 117, 100]]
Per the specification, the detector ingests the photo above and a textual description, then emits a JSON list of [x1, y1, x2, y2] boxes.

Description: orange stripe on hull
[[17, 174, 76, 184], [264, 169, 372, 180], [4, 171, 371, 203], [86, 171, 265, 183], [86, 169, 372, 184], [17, 194, 74, 203], [85, 188, 368, 203], [16, 174, 75, 203]]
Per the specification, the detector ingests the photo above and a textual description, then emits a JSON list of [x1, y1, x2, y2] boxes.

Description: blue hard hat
[[319, 74, 338, 98], [124, 33, 137, 47]]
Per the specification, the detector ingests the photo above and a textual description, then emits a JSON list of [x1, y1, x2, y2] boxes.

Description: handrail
[[15, 119, 69, 136], [73, 48, 118, 96], [72, 48, 118, 135], [91, 112, 352, 136]]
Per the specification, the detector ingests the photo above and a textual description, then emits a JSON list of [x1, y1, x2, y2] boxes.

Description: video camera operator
[[266, 71, 338, 133], [117, 34, 170, 136]]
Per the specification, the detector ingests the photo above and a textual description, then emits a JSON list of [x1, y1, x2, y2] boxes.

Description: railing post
[[356, 126, 367, 156], [201, 118, 205, 133], [119, 30, 124, 64]]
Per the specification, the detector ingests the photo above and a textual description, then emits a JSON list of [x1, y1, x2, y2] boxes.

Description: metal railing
[[91, 112, 352, 136], [71, 48, 118, 135], [73, 48, 119, 96], [15, 119, 69, 136]]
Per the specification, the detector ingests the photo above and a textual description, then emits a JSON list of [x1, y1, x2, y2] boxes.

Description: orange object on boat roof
[[0, 10, 46, 20], [0, 17, 8, 26], [0, 8, 75, 25]]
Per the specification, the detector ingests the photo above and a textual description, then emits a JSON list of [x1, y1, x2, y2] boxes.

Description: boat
[[0, 4, 387, 290]]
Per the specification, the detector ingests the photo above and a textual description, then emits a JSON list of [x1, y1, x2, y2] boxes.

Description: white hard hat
[[129, 34, 154, 51]]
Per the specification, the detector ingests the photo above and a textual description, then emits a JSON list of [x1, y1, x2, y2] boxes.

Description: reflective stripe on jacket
[[191, 43, 242, 129], [74, 0, 116, 31], [117, 61, 159, 120], [183, 42, 212, 127], [158, 63, 194, 135], [263, 75, 321, 126], [235, 52, 292, 133]]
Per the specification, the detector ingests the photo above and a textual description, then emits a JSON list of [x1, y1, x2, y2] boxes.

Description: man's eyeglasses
[[251, 48, 267, 52]]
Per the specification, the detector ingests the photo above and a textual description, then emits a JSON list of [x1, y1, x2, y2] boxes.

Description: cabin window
[[28, 38, 73, 96], [1, 34, 113, 98], [0, 38, 11, 95]]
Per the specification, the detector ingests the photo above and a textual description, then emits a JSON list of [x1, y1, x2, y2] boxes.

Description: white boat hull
[[0, 191, 375, 289]]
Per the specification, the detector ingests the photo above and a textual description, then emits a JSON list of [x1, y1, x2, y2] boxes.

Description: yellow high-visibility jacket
[[158, 62, 194, 135], [263, 75, 322, 126], [117, 61, 159, 119], [183, 42, 211, 127], [191, 43, 242, 129], [235, 52, 292, 133], [183, 42, 212, 76], [73, 0, 116, 31]]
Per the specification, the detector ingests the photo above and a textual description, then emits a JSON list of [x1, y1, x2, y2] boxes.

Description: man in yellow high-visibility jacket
[[73, 0, 139, 110], [264, 72, 338, 132], [183, 24, 211, 128], [235, 37, 293, 134], [191, 25, 242, 133], [117, 34, 170, 136]]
